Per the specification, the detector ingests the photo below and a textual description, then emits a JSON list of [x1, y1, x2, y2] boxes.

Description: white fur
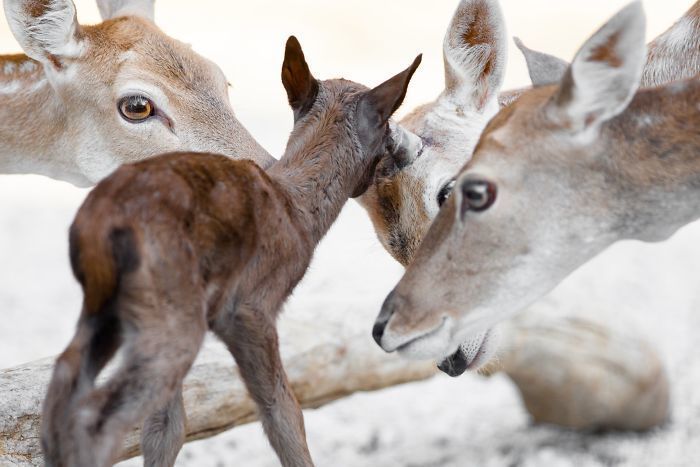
[[4, 0, 84, 62], [96, 0, 155, 21], [553, 1, 647, 131], [443, 0, 507, 107], [3, 62, 17, 75], [0, 81, 22, 94]]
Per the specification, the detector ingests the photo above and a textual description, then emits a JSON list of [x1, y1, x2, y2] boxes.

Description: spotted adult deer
[[1, 0, 272, 186], [362, 0, 700, 374], [373, 2, 700, 365], [40, 36, 420, 467]]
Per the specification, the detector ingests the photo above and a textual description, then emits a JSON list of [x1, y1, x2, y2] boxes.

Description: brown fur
[[589, 31, 623, 68], [41, 37, 420, 467]]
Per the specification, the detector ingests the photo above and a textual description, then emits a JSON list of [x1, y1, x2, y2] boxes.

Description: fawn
[[40, 36, 420, 467], [1, 0, 271, 186], [373, 1, 700, 363]]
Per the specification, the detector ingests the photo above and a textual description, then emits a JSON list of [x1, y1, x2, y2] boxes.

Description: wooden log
[[0, 317, 436, 466], [0, 306, 670, 465]]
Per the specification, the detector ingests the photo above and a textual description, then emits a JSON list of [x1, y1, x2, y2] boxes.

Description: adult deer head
[[373, 2, 676, 362], [1, 0, 271, 186]]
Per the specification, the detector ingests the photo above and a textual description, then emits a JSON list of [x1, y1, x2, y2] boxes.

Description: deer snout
[[373, 291, 397, 347], [374, 291, 454, 359]]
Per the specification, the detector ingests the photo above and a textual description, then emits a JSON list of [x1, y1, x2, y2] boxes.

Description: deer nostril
[[372, 319, 388, 346], [373, 291, 397, 347]]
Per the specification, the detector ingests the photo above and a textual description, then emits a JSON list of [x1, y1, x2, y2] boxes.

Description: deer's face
[[373, 2, 648, 363], [63, 18, 243, 182], [4, 0, 269, 185], [362, 96, 500, 266]]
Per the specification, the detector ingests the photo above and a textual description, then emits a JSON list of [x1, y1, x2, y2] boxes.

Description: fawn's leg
[[213, 305, 314, 467], [42, 309, 122, 467], [141, 385, 186, 467], [67, 314, 206, 467]]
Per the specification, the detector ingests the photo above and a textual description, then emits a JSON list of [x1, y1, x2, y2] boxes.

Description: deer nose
[[373, 291, 397, 348]]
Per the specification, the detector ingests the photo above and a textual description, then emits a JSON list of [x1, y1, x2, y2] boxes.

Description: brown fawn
[[373, 1, 700, 364], [40, 36, 420, 467], [1, 0, 272, 186]]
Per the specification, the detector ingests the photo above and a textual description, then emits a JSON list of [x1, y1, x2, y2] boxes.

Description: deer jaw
[[371, 2, 700, 362], [0, 0, 272, 187]]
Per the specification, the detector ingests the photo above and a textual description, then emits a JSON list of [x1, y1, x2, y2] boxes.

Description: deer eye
[[460, 179, 497, 216], [118, 95, 155, 123], [437, 180, 456, 207]]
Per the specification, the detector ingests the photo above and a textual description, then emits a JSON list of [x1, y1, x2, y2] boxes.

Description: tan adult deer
[[373, 1, 700, 365], [1, 0, 272, 186], [362, 0, 700, 375], [41, 36, 420, 467]]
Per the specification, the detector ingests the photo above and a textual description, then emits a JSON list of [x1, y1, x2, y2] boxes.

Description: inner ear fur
[[4, 0, 82, 66], [443, 0, 507, 110]]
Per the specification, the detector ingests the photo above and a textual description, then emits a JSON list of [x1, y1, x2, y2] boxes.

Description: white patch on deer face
[[0, 81, 22, 94], [3, 62, 17, 75]]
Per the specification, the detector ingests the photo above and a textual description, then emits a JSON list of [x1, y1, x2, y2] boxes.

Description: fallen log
[[0, 306, 670, 465]]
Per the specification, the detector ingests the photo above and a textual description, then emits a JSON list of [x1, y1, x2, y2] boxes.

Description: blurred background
[[1, 1, 699, 465]]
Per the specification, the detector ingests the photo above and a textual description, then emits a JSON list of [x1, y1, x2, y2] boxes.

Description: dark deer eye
[[437, 180, 456, 207], [460, 179, 497, 215], [118, 95, 155, 122]]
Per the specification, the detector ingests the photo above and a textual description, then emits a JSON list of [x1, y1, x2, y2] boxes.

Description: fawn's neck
[[604, 78, 700, 241], [269, 117, 365, 244]]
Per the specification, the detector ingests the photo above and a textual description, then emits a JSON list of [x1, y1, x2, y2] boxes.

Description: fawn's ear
[[514, 37, 569, 86], [547, 2, 646, 132], [443, 0, 507, 110], [360, 55, 422, 130], [4, 0, 83, 67], [281, 36, 319, 120], [96, 0, 155, 22]]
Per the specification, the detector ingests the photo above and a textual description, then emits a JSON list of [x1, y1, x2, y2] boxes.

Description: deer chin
[[437, 330, 496, 377]]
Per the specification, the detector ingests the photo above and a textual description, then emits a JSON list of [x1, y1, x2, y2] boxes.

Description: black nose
[[373, 291, 396, 347]]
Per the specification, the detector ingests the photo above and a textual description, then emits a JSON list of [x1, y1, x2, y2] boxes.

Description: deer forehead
[[82, 17, 228, 95]]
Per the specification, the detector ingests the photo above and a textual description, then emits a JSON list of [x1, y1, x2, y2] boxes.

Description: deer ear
[[443, 0, 507, 111], [4, 0, 83, 67], [281, 36, 319, 120], [547, 2, 646, 132], [361, 55, 422, 129], [96, 0, 155, 22], [514, 37, 569, 87]]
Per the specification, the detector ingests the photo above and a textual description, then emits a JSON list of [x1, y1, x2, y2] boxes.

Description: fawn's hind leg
[[42, 309, 122, 467], [141, 385, 186, 467], [67, 314, 206, 467], [212, 304, 314, 467]]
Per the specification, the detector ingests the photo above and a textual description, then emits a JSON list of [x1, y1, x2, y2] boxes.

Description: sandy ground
[[2, 0, 700, 465]]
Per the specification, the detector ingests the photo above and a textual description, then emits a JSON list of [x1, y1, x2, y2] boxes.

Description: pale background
[[2, 1, 699, 466]]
